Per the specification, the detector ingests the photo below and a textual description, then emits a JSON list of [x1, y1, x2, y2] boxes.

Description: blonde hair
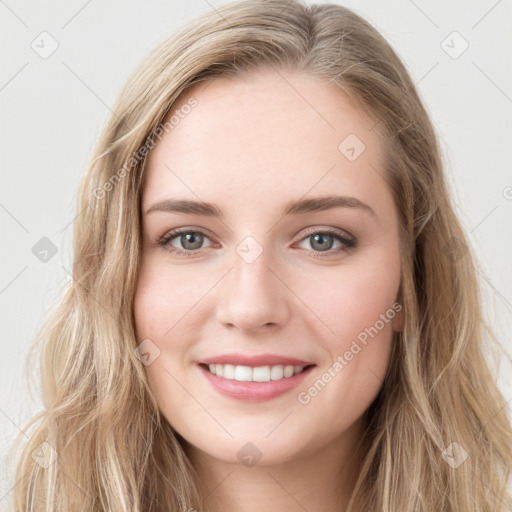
[[6, 0, 512, 510]]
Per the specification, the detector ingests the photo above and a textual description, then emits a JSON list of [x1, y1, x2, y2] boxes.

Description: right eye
[[158, 229, 214, 257]]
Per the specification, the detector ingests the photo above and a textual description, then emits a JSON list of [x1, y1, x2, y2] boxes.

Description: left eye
[[296, 230, 354, 253], [158, 228, 355, 257]]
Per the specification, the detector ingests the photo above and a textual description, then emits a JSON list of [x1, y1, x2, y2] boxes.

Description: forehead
[[142, 69, 390, 218]]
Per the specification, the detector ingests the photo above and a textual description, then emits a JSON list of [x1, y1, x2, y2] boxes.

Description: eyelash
[[157, 227, 356, 259]]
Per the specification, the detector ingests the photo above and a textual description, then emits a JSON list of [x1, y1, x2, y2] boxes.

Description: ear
[[392, 286, 405, 333]]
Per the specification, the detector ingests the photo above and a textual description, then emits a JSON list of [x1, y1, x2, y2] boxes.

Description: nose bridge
[[215, 237, 291, 331]]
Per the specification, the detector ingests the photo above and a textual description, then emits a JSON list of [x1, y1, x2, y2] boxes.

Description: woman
[[7, 0, 512, 510]]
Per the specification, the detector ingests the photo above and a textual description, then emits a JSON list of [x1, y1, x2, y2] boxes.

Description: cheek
[[133, 255, 204, 340], [133, 268, 166, 341], [133, 255, 209, 397], [293, 260, 399, 440], [133, 268, 194, 427], [300, 245, 401, 348]]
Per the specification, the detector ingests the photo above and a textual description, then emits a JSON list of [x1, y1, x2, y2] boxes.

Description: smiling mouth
[[199, 363, 315, 382]]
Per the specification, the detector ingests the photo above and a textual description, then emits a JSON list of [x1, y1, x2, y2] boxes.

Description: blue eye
[[157, 227, 356, 258], [295, 227, 356, 258], [298, 228, 353, 251], [158, 230, 213, 257]]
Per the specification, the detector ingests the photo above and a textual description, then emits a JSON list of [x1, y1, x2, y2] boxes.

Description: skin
[[134, 68, 404, 511]]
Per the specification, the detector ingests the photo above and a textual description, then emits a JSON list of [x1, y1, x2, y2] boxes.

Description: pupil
[[312, 233, 333, 251], [183, 232, 202, 250]]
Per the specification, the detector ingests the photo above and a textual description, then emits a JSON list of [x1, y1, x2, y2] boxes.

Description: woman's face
[[134, 69, 403, 466]]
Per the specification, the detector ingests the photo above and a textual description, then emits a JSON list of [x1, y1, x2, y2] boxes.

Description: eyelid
[[294, 225, 354, 243]]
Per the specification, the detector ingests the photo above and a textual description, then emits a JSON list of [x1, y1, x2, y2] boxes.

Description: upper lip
[[198, 353, 315, 367]]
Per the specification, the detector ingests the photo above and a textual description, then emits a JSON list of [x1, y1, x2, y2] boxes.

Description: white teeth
[[252, 366, 270, 382], [270, 365, 284, 380], [234, 365, 252, 381], [206, 363, 306, 382], [283, 365, 294, 378], [223, 364, 236, 379]]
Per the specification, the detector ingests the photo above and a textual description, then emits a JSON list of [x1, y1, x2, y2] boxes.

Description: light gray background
[[1, 0, 511, 506]]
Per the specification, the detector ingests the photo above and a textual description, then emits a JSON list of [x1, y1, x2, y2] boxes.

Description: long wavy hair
[[6, 0, 512, 510]]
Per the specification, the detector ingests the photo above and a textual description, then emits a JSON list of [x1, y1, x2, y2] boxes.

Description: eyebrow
[[145, 195, 376, 218]]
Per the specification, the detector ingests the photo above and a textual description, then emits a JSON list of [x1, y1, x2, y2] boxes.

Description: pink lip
[[197, 353, 314, 367], [198, 364, 316, 402]]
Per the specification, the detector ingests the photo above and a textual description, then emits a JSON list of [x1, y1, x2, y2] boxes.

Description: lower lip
[[198, 364, 315, 402]]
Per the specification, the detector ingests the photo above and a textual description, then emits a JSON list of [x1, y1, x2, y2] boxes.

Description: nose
[[215, 249, 292, 333]]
